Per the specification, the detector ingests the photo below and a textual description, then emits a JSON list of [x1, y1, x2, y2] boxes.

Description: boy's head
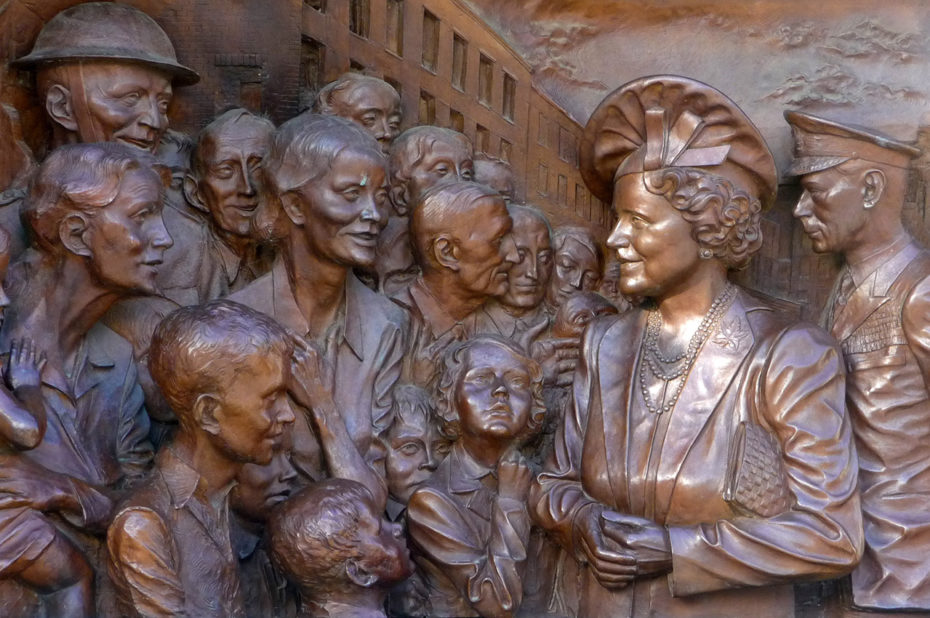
[[269, 479, 413, 596], [552, 291, 619, 340], [231, 443, 298, 524], [315, 73, 401, 154], [388, 126, 474, 215], [473, 153, 516, 203], [384, 384, 450, 505], [436, 335, 545, 446], [149, 299, 295, 465]]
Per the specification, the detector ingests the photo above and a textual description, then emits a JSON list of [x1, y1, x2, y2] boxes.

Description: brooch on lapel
[[714, 316, 748, 352]]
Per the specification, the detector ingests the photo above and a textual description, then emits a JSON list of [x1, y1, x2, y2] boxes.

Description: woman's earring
[[699, 248, 713, 260]]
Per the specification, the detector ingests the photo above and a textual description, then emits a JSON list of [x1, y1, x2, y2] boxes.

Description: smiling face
[[84, 167, 173, 294], [455, 341, 533, 445], [66, 62, 173, 153], [607, 173, 702, 300], [337, 81, 402, 154], [455, 197, 517, 298], [231, 448, 298, 523], [292, 147, 389, 268], [210, 352, 295, 465], [547, 236, 600, 308], [407, 139, 475, 205], [500, 208, 552, 308], [197, 118, 273, 239], [793, 164, 870, 255]]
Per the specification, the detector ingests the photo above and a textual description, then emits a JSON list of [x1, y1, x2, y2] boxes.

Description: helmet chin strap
[[75, 61, 104, 143]]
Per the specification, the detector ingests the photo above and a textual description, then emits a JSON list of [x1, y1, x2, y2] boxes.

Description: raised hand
[[497, 449, 532, 502], [6, 338, 47, 392]]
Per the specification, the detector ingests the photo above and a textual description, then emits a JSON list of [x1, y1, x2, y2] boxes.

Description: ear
[[193, 393, 222, 435], [183, 173, 209, 214], [345, 559, 378, 588], [389, 184, 409, 216], [58, 213, 91, 257], [431, 235, 460, 272], [45, 84, 78, 132], [279, 191, 306, 226], [862, 169, 886, 209]]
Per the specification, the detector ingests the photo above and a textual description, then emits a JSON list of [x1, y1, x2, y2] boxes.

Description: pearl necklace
[[638, 283, 736, 414]]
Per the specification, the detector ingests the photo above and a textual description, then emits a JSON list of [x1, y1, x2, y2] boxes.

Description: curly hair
[[642, 167, 763, 270], [435, 335, 545, 445]]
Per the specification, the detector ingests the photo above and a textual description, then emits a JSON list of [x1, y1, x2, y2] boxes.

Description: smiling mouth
[[231, 203, 258, 214], [120, 136, 155, 151], [349, 231, 379, 246]]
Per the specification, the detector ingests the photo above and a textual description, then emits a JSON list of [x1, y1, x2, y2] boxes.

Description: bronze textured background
[[463, 0, 930, 319]]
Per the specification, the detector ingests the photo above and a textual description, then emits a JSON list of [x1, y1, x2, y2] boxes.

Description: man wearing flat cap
[[787, 110, 930, 612]]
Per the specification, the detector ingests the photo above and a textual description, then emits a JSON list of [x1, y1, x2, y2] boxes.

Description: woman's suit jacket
[[530, 288, 863, 617]]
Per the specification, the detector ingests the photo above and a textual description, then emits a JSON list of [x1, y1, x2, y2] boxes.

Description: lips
[[348, 230, 379, 247], [119, 136, 156, 152]]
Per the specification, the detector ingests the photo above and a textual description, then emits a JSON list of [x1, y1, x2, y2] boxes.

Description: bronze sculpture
[[407, 335, 544, 617], [229, 113, 403, 502], [269, 478, 414, 618], [395, 181, 518, 389], [316, 73, 403, 155], [4, 2, 199, 259], [530, 76, 863, 617], [159, 108, 275, 305], [786, 110, 930, 612], [107, 299, 296, 617], [544, 226, 602, 314], [473, 153, 517, 204]]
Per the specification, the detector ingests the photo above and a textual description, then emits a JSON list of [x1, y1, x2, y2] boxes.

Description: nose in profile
[[793, 191, 813, 219]]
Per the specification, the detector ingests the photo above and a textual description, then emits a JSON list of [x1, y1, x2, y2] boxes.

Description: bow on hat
[[581, 75, 777, 209]]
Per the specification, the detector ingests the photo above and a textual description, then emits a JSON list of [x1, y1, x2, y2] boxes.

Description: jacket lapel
[[655, 292, 757, 517], [597, 314, 644, 513]]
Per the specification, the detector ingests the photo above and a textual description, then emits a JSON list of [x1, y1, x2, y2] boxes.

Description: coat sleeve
[[902, 274, 930, 388], [667, 324, 864, 596], [528, 317, 612, 561], [407, 487, 529, 618]]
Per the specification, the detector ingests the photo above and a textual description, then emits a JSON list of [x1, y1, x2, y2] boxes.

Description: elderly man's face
[[337, 82, 401, 154], [64, 62, 172, 153], [793, 164, 871, 255], [197, 119, 272, 239], [84, 167, 172, 294], [500, 209, 552, 308], [454, 197, 518, 298], [293, 146, 389, 268]]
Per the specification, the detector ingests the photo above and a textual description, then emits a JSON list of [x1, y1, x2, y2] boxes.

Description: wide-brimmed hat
[[13, 2, 199, 86], [581, 75, 777, 209], [783, 110, 920, 176]]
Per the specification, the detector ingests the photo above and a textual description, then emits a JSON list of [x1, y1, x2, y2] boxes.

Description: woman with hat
[[529, 75, 863, 617]]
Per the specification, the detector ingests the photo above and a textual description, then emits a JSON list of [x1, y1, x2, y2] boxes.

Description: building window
[[386, 0, 404, 56], [500, 139, 512, 163], [537, 111, 548, 147], [475, 125, 490, 153], [502, 73, 516, 121], [558, 174, 568, 206], [422, 10, 440, 72], [349, 0, 370, 38], [559, 127, 577, 165], [478, 54, 493, 106], [575, 184, 588, 218], [419, 90, 436, 125], [449, 109, 465, 133], [304, 0, 325, 12], [299, 36, 326, 110], [452, 34, 468, 91], [537, 163, 549, 196]]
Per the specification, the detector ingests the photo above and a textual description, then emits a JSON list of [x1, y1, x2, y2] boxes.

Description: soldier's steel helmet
[[13, 2, 199, 86]]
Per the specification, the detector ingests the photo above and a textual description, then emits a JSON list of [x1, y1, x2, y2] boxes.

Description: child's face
[[354, 492, 415, 585], [406, 139, 474, 204], [231, 448, 297, 523], [455, 342, 532, 444], [385, 415, 450, 504]]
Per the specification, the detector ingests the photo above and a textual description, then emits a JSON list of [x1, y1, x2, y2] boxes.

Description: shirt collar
[[269, 257, 365, 360], [159, 447, 236, 511], [447, 441, 496, 495], [408, 278, 460, 339]]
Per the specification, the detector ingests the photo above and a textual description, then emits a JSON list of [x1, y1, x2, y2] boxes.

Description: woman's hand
[[601, 511, 673, 577], [572, 504, 637, 588], [531, 337, 579, 387]]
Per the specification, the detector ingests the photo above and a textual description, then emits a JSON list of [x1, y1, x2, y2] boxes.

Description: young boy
[[407, 335, 544, 617], [269, 478, 414, 618]]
